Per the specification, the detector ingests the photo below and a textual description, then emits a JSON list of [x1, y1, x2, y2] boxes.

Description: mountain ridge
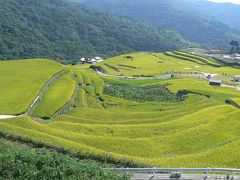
[[76, 0, 240, 48], [0, 0, 191, 63]]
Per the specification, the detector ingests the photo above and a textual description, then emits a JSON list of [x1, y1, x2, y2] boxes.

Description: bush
[[104, 82, 184, 102], [0, 140, 130, 180]]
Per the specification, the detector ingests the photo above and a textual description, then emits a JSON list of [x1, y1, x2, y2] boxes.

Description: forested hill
[[78, 0, 240, 48], [188, 0, 240, 30], [0, 0, 191, 63]]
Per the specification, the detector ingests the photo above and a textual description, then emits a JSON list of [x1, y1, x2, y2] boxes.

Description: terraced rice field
[[95, 51, 240, 77], [0, 59, 63, 115], [0, 53, 240, 168], [32, 70, 76, 119]]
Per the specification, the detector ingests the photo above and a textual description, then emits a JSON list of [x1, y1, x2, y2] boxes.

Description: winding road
[[0, 115, 19, 119]]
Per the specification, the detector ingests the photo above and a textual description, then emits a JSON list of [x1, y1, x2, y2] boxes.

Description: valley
[[0, 52, 240, 170], [1, 0, 240, 179]]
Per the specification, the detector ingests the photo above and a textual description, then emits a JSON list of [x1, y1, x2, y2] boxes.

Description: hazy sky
[[208, 0, 240, 4]]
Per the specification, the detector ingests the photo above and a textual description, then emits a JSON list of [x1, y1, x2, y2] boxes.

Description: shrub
[[104, 82, 184, 102], [0, 140, 130, 179]]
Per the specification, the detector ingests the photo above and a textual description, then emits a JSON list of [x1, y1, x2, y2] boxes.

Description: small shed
[[233, 75, 240, 82], [209, 79, 222, 86]]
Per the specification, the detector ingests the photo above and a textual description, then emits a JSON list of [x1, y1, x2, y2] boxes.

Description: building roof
[[95, 56, 103, 60], [233, 53, 240, 56], [223, 55, 231, 58], [209, 79, 222, 83]]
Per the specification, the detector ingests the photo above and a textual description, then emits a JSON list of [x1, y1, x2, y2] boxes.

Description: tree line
[[0, 0, 191, 64]]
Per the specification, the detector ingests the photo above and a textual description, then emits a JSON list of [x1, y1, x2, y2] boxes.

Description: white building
[[233, 75, 240, 82], [95, 56, 103, 61], [78, 56, 104, 64], [222, 55, 232, 59], [233, 54, 240, 57]]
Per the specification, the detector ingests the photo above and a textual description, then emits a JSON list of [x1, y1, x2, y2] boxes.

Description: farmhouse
[[95, 56, 103, 62], [78, 57, 104, 64], [210, 49, 221, 53], [220, 54, 240, 61], [209, 79, 222, 86], [233, 75, 240, 82], [233, 53, 240, 57], [222, 55, 232, 59]]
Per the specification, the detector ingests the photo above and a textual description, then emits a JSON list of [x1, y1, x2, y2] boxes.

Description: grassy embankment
[[32, 68, 77, 119]]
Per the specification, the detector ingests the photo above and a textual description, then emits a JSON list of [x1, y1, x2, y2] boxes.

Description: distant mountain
[[0, 0, 191, 62], [76, 0, 240, 48], [188, 0, 240, 30]]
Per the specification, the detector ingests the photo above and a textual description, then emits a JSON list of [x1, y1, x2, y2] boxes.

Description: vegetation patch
[[0, 139, 129, 179], [90, 65, 106, 74], [118, 64, 138, 69], [118, 68, 132, 71], [124, 56, 134, 59], [177, 89, 210, 98], [104, 81, 184, 103], [225, 98, 240, 109], [104, 63, 120, 72]]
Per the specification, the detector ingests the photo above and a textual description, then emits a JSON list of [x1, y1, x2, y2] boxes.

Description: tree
[[229, 40, 239, 53], [230, 40, 235, 46], [234, 41, 239, 50]]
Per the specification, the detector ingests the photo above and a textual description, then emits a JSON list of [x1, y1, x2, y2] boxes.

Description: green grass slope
[[0, 59, 63, 115], [32, 70, 77, 119]]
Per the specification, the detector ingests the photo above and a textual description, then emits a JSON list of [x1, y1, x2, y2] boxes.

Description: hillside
[[0, 0, 191, 63], [94, 52, 240, 76], [1, 53, 240, 169], [78, 0, 240, 48], [188, 0, 240, 30], [0, 59, 63, 115]]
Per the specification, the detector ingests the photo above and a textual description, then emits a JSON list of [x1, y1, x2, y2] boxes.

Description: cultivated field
[[0, 53, 240, 168], [32, 69, 76, 119], [0, 59, 63, 115], [95, 51, 240, 77]]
